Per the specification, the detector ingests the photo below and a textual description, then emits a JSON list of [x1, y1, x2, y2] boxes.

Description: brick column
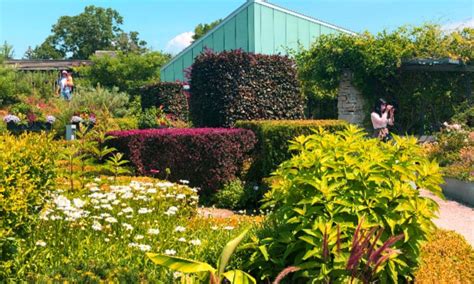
[[337, 70, 366, 126]]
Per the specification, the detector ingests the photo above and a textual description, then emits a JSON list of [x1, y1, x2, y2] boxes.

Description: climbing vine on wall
[[296, 24, 473, 134]]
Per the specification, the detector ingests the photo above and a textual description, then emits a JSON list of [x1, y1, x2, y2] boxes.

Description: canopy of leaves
[[75, 51, 171, 96], [297, 24, 474, 134], [30, 6, 147, 59], [0, 41, 14, 60], [192, 19, 223, 42]]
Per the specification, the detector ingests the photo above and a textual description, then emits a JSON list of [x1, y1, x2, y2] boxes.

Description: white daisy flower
[[189, 239, 201, 246], [105, 217, 118, 223], [123, 223, 134, 231], [73, 198, 86, 208], [35, 240, 47, 247], [174, 226, 186, 232], [92, 221, 103, 231], [164, 249, 176, 255], [147, 228, 160, 235]]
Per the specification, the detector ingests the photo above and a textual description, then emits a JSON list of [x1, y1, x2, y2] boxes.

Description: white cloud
[[165, 31, 194, 55], [442, 18, 474, 32]]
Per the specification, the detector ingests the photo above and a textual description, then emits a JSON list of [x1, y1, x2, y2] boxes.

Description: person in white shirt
[[371, 98, 395, 141]]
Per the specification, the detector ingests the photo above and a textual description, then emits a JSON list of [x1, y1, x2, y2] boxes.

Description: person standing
[[371, 98, 395, 142], [58, 70, 73, 101]]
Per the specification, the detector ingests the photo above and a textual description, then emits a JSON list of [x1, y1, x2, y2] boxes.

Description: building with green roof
[[160, 0, 355, 82]]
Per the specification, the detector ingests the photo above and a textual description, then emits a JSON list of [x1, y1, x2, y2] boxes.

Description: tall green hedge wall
[[236, 119, 348, 181], [189, 49, 305, 127]]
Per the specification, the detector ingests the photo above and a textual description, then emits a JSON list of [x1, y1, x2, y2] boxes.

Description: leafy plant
[[137, 107, 165, 129], [68, 85, 130, 118], [104, 152, 131, 182], [0, 132, 57, 275], [247, 125, 444, 282], [213, 179, 247, 210], [147, 229, 255, 284]]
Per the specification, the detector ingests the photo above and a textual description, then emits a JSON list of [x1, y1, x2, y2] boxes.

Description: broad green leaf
[[217, 229, 249, 277], [223, 270, 256, 284], [146, 253, 216, 274], [258, 245, 269, 261]]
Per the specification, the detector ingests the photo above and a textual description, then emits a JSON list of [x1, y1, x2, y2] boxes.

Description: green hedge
[[140, 82, 189, 122], [236, 119, 347, 181], [189, 49, 305, 127]]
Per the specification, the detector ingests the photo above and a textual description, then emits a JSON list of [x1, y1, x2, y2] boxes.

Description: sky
[[0, 0, 473, 59]]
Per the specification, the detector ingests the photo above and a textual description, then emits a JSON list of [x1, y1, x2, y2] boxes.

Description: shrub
[[235, 119, 347, 181], [140, 82, 189, 122], [75, 51, 171, 96], [106, 128, 256, 195], [69, 86, 130, 117], [137, 107, 170, 129], [112, 117, 139, 130], [0, 132, 57, 274], [190, 49, 305, 127], [212, 179, 246, 210], [0, 65, 20, 107], [247, 126, 444, 282], [415, 229, 474, 283]]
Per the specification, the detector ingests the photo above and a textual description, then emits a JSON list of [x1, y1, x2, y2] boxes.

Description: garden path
[[421, 190, 474, 246]]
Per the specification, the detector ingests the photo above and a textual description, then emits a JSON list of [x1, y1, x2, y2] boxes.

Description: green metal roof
[[161, 0, 356, 82]]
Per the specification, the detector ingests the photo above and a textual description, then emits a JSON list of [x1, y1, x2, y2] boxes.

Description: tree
[[76, 51, 171, 96], [0, 41, 14, 60], [192, 19, 223, 42], [32, 5, 147, 59]]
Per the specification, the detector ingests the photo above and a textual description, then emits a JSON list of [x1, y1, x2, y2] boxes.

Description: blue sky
[[0, 0, 472, 59]]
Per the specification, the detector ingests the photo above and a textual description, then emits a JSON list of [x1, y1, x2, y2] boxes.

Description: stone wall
[[337, 70, 366, 126]]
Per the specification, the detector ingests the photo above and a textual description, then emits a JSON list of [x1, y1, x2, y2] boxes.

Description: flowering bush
[[2, 177, 259, 281], [425, 122, 474, 181], [107, 128, 256, 195], [3, 114, 21, 124]]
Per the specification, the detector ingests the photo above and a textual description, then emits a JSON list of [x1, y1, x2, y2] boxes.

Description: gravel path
[[421, 190, 474, 246]]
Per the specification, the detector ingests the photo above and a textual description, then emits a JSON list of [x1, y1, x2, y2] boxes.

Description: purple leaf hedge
[[107, 128, 256, 195]]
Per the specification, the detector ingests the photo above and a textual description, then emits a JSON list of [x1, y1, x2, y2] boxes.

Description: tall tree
[[0, 41, 14, 60], [192, 19, 223, 42], [32, 6, 147, 59]]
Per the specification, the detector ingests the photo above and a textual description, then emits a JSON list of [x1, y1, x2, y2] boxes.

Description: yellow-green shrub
[[415, 230, 474, 283], [0, 132, 57, 268], [247, 126, 444, 283]]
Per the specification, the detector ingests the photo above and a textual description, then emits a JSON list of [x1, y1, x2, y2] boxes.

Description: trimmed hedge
[[107, 128, 256, 195], [415, 229, 474, 283], [236, 119, 348, 180], [190, 49, 305, 127], [140, 82, 189, 121]]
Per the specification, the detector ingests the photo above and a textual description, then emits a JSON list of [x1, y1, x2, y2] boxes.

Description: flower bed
[[3, 177, 259, 282], [106, 128, 256, 195]]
